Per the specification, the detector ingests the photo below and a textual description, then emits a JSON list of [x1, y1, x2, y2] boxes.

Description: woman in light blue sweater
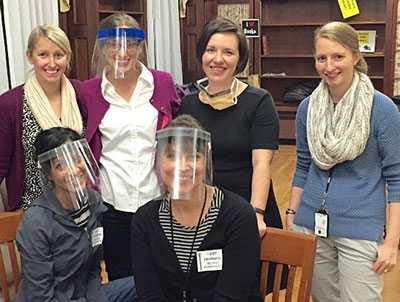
[[287, 21, 400, 302]]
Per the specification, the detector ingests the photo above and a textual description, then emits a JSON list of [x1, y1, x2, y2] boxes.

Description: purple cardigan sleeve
[[0, 85, 24, 209]]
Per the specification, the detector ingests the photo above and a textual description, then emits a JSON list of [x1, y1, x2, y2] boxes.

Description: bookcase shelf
[[261, 53, 385, 59], [255, 0, 398, 141], [261, 21, 387, 27]]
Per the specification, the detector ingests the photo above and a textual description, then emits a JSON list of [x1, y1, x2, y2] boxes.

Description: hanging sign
[[337, 0, 360, 19], [241, 19, 260, 38]]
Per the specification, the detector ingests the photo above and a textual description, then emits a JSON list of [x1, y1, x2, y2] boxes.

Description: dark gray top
[[16, 189, 107, 302]]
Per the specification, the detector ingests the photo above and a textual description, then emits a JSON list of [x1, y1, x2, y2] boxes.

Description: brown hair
[[167, 114, 205, 130], [165, 114, 207, 153], [98, 13, 140, 29], [196, 17, 249, 75]]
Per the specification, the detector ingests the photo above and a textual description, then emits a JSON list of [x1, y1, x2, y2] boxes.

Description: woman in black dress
[[178, 16, 286, 292], [179, 16, 283, 237]]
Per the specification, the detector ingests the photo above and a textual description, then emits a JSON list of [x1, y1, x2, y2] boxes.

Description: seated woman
[[131, 115, 260, 301], [15, 127, 135, 302]]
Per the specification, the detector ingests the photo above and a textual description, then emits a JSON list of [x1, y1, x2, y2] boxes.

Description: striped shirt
[[159, 188, 223, 272], [69, 202, 91, 228]]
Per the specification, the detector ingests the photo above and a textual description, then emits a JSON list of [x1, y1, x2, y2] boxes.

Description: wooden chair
[[0, 210, 23, 302], [0, 180, 7, 212], [260, 227, 317, 302]]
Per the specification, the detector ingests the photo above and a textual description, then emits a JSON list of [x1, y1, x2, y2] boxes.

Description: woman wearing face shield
[[131, 115, 260, 302], [78, 13, 180, 280], [15, 127, 136, 302], [0, 25, 83, 211]]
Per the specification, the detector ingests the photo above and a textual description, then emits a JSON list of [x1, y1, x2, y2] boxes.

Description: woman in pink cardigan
[[78, 13, 180, 281], [0, 25, 82, 211]]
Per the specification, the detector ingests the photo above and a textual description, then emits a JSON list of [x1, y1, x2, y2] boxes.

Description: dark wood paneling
[[252, 0, 261, 75], [73, 0, 87, 25], [384, 0, 398, 96], [180, 0, 257, 84], [180, 0, 215, 84], [262, 0, 386, 24], [73, 38, 90, 80]]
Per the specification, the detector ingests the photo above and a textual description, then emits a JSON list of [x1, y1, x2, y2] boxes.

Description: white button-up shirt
[[99, 64, 161, 212]]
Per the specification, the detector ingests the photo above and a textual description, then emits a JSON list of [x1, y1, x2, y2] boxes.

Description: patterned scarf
[[307, 71, 374, 170], [25, 74, 83, 134]]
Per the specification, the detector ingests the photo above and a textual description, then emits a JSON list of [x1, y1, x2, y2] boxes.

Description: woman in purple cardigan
[[78, 13, 180, 281], [0, 25, 83, 211]]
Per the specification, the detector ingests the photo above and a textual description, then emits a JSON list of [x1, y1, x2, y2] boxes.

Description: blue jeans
[[102, 276, 137, 302]]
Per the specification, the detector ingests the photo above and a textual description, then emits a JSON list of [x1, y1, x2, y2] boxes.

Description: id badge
[[91, 227, 104, 247], [196, 249, 223, 272], [314, 209, 328, 238]]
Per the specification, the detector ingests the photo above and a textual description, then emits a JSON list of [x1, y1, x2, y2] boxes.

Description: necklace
[[169, 186, 208, 302]]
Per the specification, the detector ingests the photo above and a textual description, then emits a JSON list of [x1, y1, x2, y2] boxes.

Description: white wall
[[2, 0, 58, 88], [147, 0, 183, 84], [0, 9, 10, 94]]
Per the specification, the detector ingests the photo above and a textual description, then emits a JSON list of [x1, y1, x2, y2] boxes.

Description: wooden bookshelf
[[254, 0, 398, 141]]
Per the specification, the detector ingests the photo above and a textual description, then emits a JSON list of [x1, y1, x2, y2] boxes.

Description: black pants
[[102, 203, 134, 281]]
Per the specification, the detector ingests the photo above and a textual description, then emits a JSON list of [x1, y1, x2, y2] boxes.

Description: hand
[[285, 213, 295, 230], [256, 213, 267, 238], [373, 239, 398, 274]]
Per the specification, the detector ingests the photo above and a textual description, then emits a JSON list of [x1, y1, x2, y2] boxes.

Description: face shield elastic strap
[[96, 27, 145, 41], [194, 77, 236, 98]]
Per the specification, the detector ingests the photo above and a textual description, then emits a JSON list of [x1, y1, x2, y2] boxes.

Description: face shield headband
[[96, 27, 145, 41], [95, 27, 145, 79], [37, 139, 100, 210], [155, 127, 213, 200]]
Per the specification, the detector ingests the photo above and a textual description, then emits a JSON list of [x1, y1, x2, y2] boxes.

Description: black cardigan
[[131, 188, 261, 302]]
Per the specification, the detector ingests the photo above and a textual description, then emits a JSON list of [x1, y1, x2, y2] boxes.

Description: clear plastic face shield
[[37, 139, 100, 210], [93, 27, 145, 79], [156, 127, 213, 200]]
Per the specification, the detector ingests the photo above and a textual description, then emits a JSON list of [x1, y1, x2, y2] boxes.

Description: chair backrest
[[0, 210, 23, 302], [0, 180, 7, 212], [260, 227, 317, 302]]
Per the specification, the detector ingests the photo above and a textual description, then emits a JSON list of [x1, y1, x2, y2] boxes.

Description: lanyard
[[320, 170, 332, 210], [169, 187, 207, 302]]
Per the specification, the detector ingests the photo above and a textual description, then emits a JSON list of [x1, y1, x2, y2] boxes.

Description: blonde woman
[[79, 13, 180, 280], [287, 22, 400, 301], [0, 24, 82, 211]]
